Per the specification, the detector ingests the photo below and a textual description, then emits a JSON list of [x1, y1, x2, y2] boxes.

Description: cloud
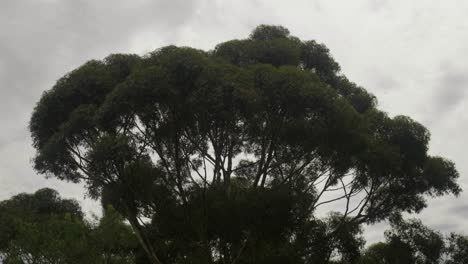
[[449, 204, 468, 217], [433, 65, 468, 114], [368, 0, 390, 12]]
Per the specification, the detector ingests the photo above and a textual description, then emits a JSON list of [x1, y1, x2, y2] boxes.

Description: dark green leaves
[[422, 156, 461, 196], [250, 25, 291, 40], [0, 189, 137, 264], [28, 24, 461, 264]]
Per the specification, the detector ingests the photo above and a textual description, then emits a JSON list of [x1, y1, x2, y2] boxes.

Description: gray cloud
[[1, 0, 468, 242], [368, 0, 389, 12], [434, 66, 468, 113], [432, 223, 460, 232], [449, 204, 468, 217]]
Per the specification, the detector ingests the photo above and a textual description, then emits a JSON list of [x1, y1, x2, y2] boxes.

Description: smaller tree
[[0, 188, 93, 263], [0, 189, 138, 264], [445, 233, 468, 264], [4, 214, 96, 264], [358, 217, 468, 264], [385, 217, 445, 264]]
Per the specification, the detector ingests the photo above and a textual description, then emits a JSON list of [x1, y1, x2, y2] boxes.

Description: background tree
[[445, 233, 468, 264], [358, 217, 468, 264], [0, 188, 92, 263], [384, 217, 445, 264], [29, 25, 461, 263], [0, 189, 137, 264]]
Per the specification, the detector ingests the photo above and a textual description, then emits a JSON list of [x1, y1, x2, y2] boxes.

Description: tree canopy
[[29, 25, 461, 264]]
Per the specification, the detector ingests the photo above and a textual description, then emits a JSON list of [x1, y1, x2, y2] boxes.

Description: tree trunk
[[128, 215, 163, 264]]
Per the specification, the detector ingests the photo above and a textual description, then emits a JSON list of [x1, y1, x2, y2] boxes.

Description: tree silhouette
[[30, 25, 461, 264]]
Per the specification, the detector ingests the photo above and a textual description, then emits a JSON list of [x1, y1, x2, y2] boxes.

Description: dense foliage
[[359, 218, 468, 264], [28, 25, 461, 263], [0, 189, 137, 264], [1, 189, 466, 264]]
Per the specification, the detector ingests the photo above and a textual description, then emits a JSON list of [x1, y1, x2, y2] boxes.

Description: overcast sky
[[1, 0, 467, 243]]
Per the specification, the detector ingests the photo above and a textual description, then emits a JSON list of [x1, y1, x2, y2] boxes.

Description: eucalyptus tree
[[30, 25, 460, 263]]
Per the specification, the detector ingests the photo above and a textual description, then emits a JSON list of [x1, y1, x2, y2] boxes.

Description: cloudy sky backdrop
[[1, 0, 467, 243]]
